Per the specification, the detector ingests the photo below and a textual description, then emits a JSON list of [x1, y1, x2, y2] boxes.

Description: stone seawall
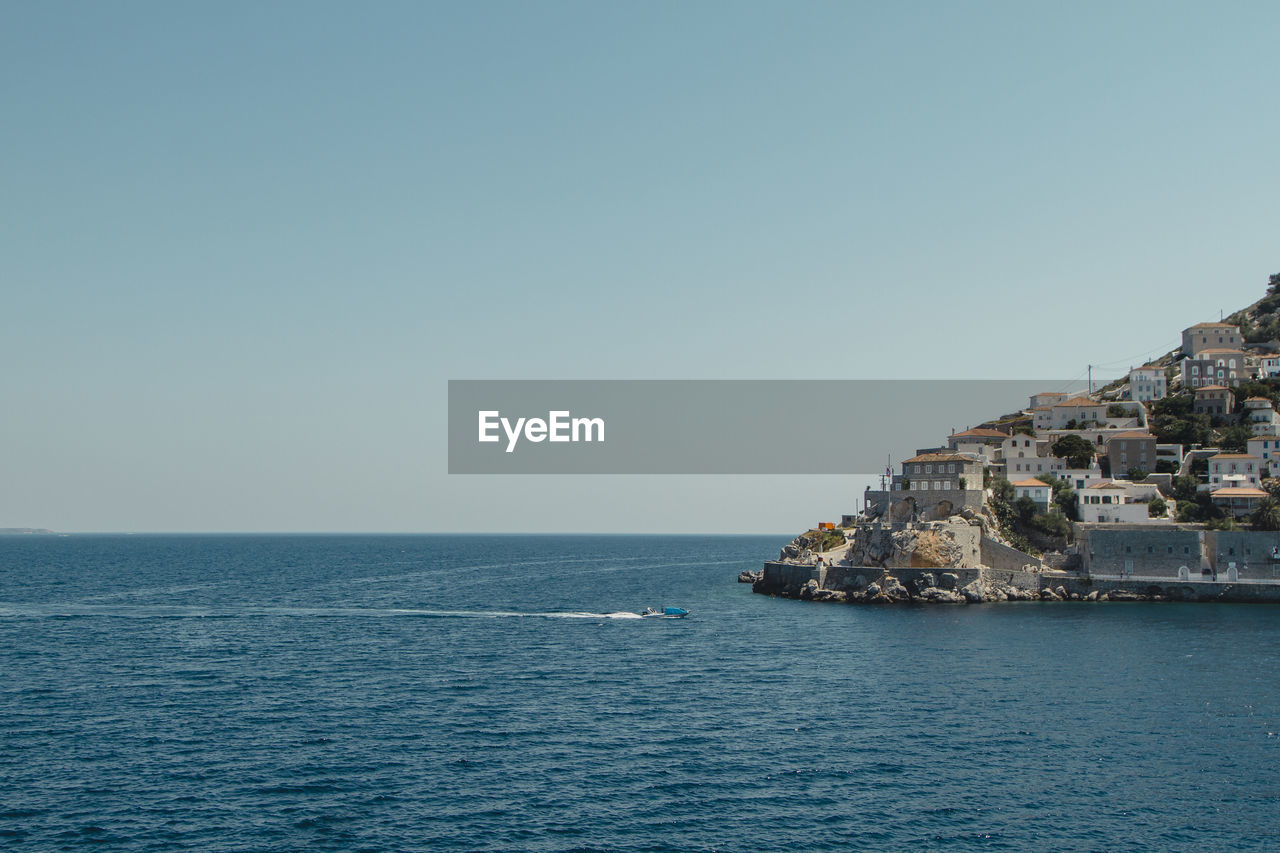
[[756, 561, 1280, 604]]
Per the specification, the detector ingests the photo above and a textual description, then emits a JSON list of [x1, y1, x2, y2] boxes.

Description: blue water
[[1, 534, 1279, 851]]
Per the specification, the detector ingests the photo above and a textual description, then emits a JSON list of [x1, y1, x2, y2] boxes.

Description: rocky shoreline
[[747, 568, 1172, 604]]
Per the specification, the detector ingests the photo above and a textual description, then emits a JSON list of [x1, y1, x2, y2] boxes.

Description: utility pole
[[1087, 364, 1092, 395]]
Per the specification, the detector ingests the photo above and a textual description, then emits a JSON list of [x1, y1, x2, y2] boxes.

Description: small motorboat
[[641, 606, 689, 618]]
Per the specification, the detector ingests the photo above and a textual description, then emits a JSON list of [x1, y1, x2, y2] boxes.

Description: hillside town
[[754, 275, 1280, 603]]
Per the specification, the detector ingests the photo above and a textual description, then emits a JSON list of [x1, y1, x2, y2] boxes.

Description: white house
[[1243, 397, 1280, 435], [1061, 464, 1106, 492], [1205, 453, 1262, 491], [1258, 355, 1280, 378], [1078, 483, 1157, 524], [1246, 436, 1280, 476], [1000, 435, 1066, 481], [1210, 487, 1269, 518], [1011, 479, 1053, 512], [1049, 396, 1106, 429], [1128, 365, 1167, 401], [1029, 391, 1071, 409]]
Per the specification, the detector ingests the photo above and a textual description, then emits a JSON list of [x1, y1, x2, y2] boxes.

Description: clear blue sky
[[2, 1, 1277, 532]]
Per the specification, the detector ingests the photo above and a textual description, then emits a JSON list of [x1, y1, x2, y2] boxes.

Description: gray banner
[[448, 380, 1077, 474]]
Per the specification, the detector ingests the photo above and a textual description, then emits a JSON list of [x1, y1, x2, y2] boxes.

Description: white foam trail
[[0, 602, 658, 620]]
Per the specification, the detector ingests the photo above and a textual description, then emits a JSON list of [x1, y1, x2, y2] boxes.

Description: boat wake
[[0, 603, 653, 620]]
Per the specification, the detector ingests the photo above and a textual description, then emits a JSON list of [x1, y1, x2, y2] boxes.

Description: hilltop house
[[1029, 391, 1071, 409], [1205, 453, 1263, 491], [1048, 396, 1106, 429], [1011, 479, 1053, 512], [1210, 487, 1269, 518], [1078, 482, 1157, 524], [1258, 355, 1280, 378], [1182, 350, 1248, 389], [1106, 431, 1156, 477], [1246, 436, 1280, 476], [863, 451, 986, 519], [1061, 463, 1107, 491], [1243, 397, 1280, 435], [1128, 365, 1167, 402], [1193, 385, 1235, 417], [1182, 322, 1244, 357], [947, 427, 1008, 450], [1031, 406, 1054, 432], [999, 435, 1066, 481]]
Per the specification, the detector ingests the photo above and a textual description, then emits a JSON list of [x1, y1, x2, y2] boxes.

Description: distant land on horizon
[[0, 528, 55, 535]]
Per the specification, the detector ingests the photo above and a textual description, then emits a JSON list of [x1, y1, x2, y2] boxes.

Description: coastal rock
[[738, 570, 763, 584], [1085, 590, 1099, 601], [865, 582, 881, 597], [882, 576, 911, 602], [922, 500, 954, 521], [917, 572, 937, 590], [921, 587, 964, 604], [1054, 585, 1067, 599], [961, 581, 986, 603], [939, 572, 959, 590], [889, 498, 916, 522], [1040, 588, 1061, 601]]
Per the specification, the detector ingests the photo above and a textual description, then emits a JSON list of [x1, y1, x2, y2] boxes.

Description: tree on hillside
[[1051, 434, 1096, 469], [1171, 475, 1200, 503], [1153, 411, 1212, 447], [1251, 497, 1280, 531], [1218, 425, 1253, 454], [1148, 496, 1167, 518], [1036, 473, 1080, 520]]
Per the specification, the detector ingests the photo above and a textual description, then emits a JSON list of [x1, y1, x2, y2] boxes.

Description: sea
[[1, 534, 1278, 852]]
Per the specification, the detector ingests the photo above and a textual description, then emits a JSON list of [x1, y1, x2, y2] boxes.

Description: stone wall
[[762, 561, 824, 590], [980, 536, 1043, 572], [1204, 530, 1280, 580], [863, 488, 985, 520], [1078, 524, 1205, 578]]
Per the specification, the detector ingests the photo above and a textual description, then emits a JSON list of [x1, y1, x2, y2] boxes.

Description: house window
[[914, 465, 921, 474], [925, 464, 933, 473]]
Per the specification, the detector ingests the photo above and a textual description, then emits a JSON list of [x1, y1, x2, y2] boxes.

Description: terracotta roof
[[1054, 396, 1100, 408], [951, 428, 1007, 438], [1012, 479, 1051, 488], [1209, 453, 1259, 459], [1087, 482, 1129, 490], [1195, 348, 1246, 355], [1187, 322, 1239, 329], [1032, 405, 1053, 411], [1245, 397, 1273, 403], [903, 452, 975, 464], [1194, 385, 1231, 392], [1210, 487, 1268, 498], [1107, 431, 1155, 440]]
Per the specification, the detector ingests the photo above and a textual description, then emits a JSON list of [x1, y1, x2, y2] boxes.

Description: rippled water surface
[[2, 534, 1279, 851]]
